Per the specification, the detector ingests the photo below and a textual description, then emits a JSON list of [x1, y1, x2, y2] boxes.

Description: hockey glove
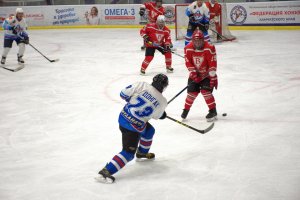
[[12, 26, 18, 35], [164, 44, 171, 53], [139, 8, 145, 16], [205, 23, 210, 31], [143, 35, 150, 44], [189, 14, 195, 22], [159, 111, 167, 120], [209, 75, 218, 90], [23, 36, 29, 45], [190, 71, 201, 83]]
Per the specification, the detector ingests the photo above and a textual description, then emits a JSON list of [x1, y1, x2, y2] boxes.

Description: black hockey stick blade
[[166, 116, 214, 134], [50, 59, 59, 62], [28, 43, 59, 63], [1, 65, 25, 72]]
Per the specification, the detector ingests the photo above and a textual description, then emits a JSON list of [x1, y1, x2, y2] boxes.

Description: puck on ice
[[222, 113, 227, 117]]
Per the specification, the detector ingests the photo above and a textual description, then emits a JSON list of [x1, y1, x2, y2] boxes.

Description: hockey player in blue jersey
[[185, 0, 210, 45], [96, 74, 169, 183], [1, 8, 29, 65]]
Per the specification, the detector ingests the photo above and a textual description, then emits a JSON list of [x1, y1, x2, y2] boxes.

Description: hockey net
[[175, 3, 236, 42]]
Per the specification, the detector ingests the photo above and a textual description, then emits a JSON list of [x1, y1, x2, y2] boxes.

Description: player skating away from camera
[[185, 0, 210, 46], [139, 0, 165, 50], [1, 8, 29, 65], [96, 74, 169, 184], [181, 29, 218, 122], [140, 15, 173, 75], [205, 0, 222, 42]]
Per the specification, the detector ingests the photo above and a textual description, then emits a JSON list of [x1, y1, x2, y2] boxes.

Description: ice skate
[[206, 108, 217, 122], [136, 151, 155, 161], [17, 54, 24, 64], [95, 167, 115, 184], [166, 67, 174, 73], [181, 109, 189, 119], [140, 69, 146, 75], [1, 56, 6, 65]]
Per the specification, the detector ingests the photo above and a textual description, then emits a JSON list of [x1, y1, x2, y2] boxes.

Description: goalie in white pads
[[1, 8, 29, 65], [96, 74, 169, 183]]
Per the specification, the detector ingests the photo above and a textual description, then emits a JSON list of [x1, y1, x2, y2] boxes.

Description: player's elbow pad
[[159, 111, 167, 120]]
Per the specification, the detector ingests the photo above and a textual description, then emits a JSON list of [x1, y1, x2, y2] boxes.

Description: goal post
[[174, 3, 236, 42]]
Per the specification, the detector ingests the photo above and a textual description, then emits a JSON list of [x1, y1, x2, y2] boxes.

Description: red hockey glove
[[190, 71, 201, 83], [210, 75, 218, 90]]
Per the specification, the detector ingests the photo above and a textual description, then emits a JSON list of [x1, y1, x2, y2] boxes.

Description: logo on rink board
[[164, 6, 175, 24], [230, 5, 247, 25]]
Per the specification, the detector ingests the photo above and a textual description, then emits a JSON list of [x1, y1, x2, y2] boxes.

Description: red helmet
[[192, 30, 204, 50], [192, 29, 204, 40]]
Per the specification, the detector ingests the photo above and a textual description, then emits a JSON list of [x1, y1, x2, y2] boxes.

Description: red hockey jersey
[[184, 41, 217, 81], [144, 2, 165, 23], [140, 23, 171, 48]]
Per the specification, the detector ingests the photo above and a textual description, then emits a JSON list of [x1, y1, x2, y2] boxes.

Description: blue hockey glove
[[189, 14, 195, 22], [12, 26, 18, 35]]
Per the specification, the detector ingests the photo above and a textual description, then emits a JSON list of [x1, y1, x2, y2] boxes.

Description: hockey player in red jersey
[[181, 29, 218, 122], [205, 0, 222, 42], [139, 0, 165, 50], [140, 15, 173, 75], [140, 0, 165, 24]]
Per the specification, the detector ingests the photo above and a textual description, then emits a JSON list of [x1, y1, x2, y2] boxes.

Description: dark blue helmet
[[152, 73, 169, 93]]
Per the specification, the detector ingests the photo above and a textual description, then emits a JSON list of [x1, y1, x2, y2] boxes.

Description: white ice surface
[[0, 29, 300, 200]]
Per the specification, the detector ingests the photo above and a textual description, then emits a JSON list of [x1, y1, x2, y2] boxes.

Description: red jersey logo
[[193, 56, 204, 68], [155, 33, 164, 43]]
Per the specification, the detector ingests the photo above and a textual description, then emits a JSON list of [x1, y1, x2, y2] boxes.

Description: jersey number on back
[[127, 97, 154, 117]]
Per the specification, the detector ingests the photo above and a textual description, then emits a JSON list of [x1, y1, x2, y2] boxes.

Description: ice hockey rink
[[0, 28, 299, 200]]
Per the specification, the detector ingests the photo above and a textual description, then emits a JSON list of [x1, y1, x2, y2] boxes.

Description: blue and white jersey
[[186, 2, 210, 25], [2, 15, 28, 40], [119, 82, 167, 133]]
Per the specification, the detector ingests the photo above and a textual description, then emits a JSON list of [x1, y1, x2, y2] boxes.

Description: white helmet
[[157, 15, 165, 23], [156, 15, 165, 29], [16, 8, 24, 14]]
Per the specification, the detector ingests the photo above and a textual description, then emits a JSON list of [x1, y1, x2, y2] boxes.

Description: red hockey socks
[[141, 56, 154, 71], [201, 90, 216, 110], [184, 92, 199, 110]]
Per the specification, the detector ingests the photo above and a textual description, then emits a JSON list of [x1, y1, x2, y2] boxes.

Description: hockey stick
[[167, 85, 188, 104], [166, 85, 214, 134], [198, 23, 234, 42], [28, 43, 59, 63], [17, 34, 59, 63], [1, 64, 25, 72], [148, 42, 185, 59], [166, 116, 214, 134]]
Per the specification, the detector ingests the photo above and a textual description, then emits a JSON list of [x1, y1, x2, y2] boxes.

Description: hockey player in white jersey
[[185, 0, 210, 45], [1, 8, 29, 65], [96, 74, 169, 183]]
